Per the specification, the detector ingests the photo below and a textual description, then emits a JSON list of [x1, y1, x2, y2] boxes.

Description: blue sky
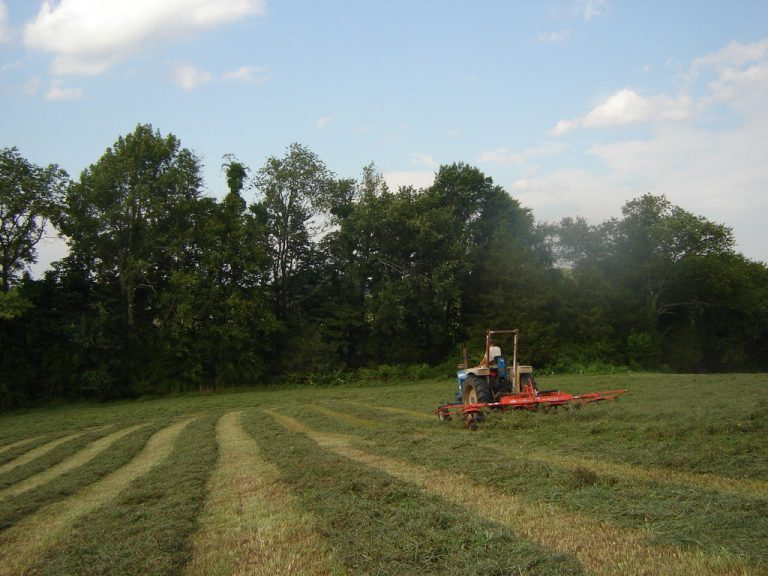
[[1, 0, 767, 270]]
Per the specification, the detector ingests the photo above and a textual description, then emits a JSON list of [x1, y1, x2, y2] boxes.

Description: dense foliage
[[2, 125, 767, 408]]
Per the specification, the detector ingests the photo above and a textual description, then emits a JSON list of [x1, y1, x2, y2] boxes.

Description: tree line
[[2, 124, 767, 409]]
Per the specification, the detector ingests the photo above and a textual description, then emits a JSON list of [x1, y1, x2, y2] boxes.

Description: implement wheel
[[463, 375, 491, 429]]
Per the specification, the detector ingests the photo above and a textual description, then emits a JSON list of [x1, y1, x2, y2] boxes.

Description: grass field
[[0, 373, 766, 575]]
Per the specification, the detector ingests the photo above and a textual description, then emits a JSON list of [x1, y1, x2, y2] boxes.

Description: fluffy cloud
[[551, 89, 694, 135], [520, 38, 768, 262], [573, 0, 609, 21], [692, 38, 768, 71], [383, 171, 435, 192], [511, 169, 626, 223], [0, 1, 9, 43], [222, 65, 268, 83], [45, 80, 84, 100], [316, 115, 336, 129], [478, 143, 566, 166], [538, 30, 570, 44], [0, 61, 21, 73], [410, 153, 437, 168], [553, 38, 768, 136], [24, 0, 266, 75], [174, 63, 212, 90]]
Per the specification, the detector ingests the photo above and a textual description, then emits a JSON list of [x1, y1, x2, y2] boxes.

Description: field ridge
[[267, 409, 753, 576], [0, 418, 192, 576], [330, 401, 768, 499], [0, 431, 85, 476], [0, 423, 150, 501], [186, 411, 337, 576]]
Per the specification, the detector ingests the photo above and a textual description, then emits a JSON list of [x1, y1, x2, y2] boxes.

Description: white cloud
[[522, 37, 768, 262], [383, 171, 435, 191], [316, 114, 336, 129], [1, 61, 22, 73], [174, 63, 212, 90], [410, 153, 437, 168], [552, 38, 768, 137], [24, 0, 266, 76], [692, 38, 768, 72], [45, 80, 84, 100], [572, 0, 609, 21], [538, 30, 570, 44], [511, 168, 627, 223], [551, 89, 695, 135], [23, 76, 41, 95], [222, 65, 268, 83], [0, 1, 9, 43], [478, 143, 566, 165]]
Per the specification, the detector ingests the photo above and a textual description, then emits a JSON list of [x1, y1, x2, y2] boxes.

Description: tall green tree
[[551, 194, 738, 369], [159, 195, 276, 390], [252, 143, 332, 323], [0, 147, 67, 294], [55, 124, 204, 394], [58, 124, 202, 329]]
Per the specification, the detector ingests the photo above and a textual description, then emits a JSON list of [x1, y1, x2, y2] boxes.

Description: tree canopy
[[1, 126, 766, 410]]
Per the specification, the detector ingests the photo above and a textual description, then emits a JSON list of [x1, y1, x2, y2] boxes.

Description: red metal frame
[[436, 383, 626, 426]]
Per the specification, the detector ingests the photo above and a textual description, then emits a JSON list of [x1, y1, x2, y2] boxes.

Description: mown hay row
[[0, 436, 43, 456], [337, 402, 768, 499], [0, 432, 85, 476], [0, 423, 149, 501], [185, 411, 337, 576], [0, 419, 192, 576], [336, 401, 435, 420], [268, 410, 752, 576]]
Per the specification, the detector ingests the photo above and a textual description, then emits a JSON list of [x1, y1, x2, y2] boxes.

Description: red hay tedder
[[436, 329, 626, 429]]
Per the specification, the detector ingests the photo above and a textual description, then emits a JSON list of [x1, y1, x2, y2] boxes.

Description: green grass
[[0, 373, 765, 575], [246, 412, 583, 575], [0, 423, 165, 531], [30, 414, 219, 576]]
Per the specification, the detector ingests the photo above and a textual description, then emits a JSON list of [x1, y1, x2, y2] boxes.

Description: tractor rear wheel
[[467, 374, 493, 403], [463, 374, 492, 429]]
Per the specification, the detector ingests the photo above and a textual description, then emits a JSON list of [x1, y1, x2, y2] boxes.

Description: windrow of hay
[[269, 411, 751, 576], [0, 419, 192, 576], [339, 401, 435, 420], [0, 423, 149, 501], [185, 411, 337, 576], [0, 436, 44, 456], [0, 432, 85, 476], [500, 445, 768, 500], [340, 402, 768, 499], [310, 404, 382, 428]]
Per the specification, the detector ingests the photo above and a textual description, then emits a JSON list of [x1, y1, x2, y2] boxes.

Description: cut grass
[[0, 418, 192, 576], [0, 431, 86, 476], [0, 423, 149, 500], [322, 400, 768, 498], [297, 396, 768, 571], [0, 373, 764, 575], [186, 411, 339, 576], [30, 414, 217, 576], [249, 410, 584, 576], [0, 421, 166, 532], [268, 410, 754, 576], [0, 435, 43, 455]]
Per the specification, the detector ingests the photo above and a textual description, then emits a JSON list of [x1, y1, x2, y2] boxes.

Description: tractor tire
[[463, 375, 492, 429], [463, 375, 479, 405], [468, 374, 493, 404]]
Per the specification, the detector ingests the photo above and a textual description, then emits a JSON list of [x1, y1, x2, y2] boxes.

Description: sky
[[1, 0, 767, 272]]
